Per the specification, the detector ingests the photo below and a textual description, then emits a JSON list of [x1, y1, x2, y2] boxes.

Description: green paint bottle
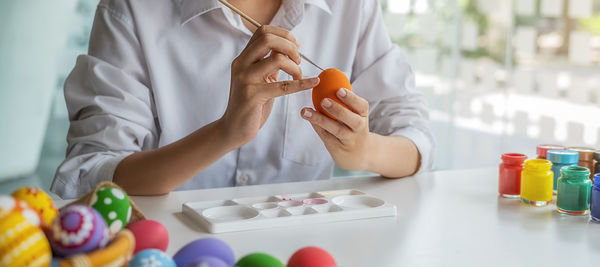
[[556, 166, 591, 215]]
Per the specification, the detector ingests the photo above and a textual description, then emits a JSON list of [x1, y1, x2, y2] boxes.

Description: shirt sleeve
[[350, 0, 435, 173], [51, 3, 158, 199]]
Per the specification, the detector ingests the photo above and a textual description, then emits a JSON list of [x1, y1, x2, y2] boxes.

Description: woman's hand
[[116, 25, 320, 195], [220, 25, 320, 149], [301, 88, 373, 171]]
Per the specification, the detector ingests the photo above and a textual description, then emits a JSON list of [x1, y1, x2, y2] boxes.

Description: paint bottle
[[536, 144, 565, 159], [567, 147, 595, 180], [547, 150, 579, 193], [520, 159, 553, 207], [556, 166, 591, 215], [591, 173, 600, 221], [499, 153, 527, 198]]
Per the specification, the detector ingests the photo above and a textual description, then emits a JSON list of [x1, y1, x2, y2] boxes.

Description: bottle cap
[[567, 147, 595, 162], [501, 153, 527, 165], [524, 159, 552, 170], [536, 144, 565, 158], [547, 150, 579, 164], [560, 165, 590, 180], [595, 173, 600, 185]]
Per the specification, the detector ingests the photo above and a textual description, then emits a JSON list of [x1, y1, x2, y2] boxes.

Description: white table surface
[[58, 168, 600, 266]]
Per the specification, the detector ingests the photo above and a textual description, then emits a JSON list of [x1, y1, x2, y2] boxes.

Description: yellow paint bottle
[[520, 159, 554, 206]]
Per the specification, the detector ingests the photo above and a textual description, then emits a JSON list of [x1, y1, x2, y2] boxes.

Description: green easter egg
[[91, 187, 131, 235], [235, 253, 284, 267]]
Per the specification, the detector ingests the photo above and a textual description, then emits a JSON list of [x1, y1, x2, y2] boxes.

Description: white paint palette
[[182, 189, 397, 233]]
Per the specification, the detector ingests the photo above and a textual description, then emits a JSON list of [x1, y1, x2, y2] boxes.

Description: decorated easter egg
[[0, 195, 42, 227], [127, 249, 176, 267], [0, 195, 14, 219], [287, 246, 337, 267], [91, 186, 132, 235], [47, 204, 110, 257], [173, 238, 235, 267], [312, 68, 353, 120], [235, 253, 284, 267], [126, 219, 169, 253], [12, 186, 58, 227], [0, 209, 52, 267], [186, 256, 229, 267]]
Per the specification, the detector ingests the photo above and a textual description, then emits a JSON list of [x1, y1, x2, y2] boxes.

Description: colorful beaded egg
[[47, 204, 110, 257], [12, 187, 58, 227], [0, 209, 52, 267], [91, 187, 132, 235], [0, 195, 42, 227]]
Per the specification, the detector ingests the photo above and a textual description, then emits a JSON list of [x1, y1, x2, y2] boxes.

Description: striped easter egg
[[0, 209, 52, 267], [0, 195, 42, 228], [12, 187, 58, 228]]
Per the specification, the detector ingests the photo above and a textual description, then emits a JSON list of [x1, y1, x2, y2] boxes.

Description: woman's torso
[[125, 0, 363, 189]]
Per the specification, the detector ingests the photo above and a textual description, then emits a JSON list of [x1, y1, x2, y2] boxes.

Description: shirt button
[[238, 174, 249, 185]]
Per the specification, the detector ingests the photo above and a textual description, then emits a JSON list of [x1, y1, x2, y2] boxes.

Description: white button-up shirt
[[51, 0, 434, 198]]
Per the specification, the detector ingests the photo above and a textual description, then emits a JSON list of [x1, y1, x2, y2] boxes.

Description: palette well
[[182, 189, 397, 233]]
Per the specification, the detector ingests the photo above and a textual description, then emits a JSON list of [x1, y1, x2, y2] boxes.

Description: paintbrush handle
[[217, 0, 324, 71], [218, 0, 262, 28]]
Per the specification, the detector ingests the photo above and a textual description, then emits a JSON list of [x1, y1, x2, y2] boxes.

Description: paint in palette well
[[302, 198, 328, 205]]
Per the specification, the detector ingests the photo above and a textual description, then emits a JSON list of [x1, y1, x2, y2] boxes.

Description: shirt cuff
[[51, 153, 128, 199], [92, 154, 128, 188], [390, 127, 435, 174]]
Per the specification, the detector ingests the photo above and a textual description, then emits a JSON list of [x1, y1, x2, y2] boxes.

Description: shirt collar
[[179, 0, 331, 26], [305, 0, 331, 15]]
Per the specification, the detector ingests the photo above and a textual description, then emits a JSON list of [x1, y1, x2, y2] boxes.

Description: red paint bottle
[[536, 144, 565, 159], [499, 153, 528, 198]]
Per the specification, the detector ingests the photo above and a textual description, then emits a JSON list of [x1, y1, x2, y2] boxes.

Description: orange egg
[[312, 68, 352, 120]]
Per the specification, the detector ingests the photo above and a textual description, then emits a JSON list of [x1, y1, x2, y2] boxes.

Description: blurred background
[[0, 0, 599, 197]]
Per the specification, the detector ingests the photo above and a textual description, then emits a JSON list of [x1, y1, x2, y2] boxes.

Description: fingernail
[[302, 109, 312, 118], [337, 88, 347, 98], [322, 98, 332, 108], [311, 77, 320, 85]]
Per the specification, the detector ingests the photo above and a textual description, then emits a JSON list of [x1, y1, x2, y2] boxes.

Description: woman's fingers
[[307, 119, 341, 147], [247, 25, 300, 49], [242, 32, 300, 65], [251, 52, 303, 80], [258, 77, 319, 98], [301, 108, 353, 142], [336, 88, 369, 117], [319, 98, 364, 131]]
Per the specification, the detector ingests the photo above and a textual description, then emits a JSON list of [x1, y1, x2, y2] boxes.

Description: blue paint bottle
[[592, 173, 600, 222], [547, 150, 579, 192], [595, 151, 600, 176]]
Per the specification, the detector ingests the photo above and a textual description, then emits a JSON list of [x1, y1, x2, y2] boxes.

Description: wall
[[0, 0, 599, 193]]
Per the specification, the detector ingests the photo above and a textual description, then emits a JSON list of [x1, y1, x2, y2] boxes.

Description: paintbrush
[[217, 0, 324, 71]]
